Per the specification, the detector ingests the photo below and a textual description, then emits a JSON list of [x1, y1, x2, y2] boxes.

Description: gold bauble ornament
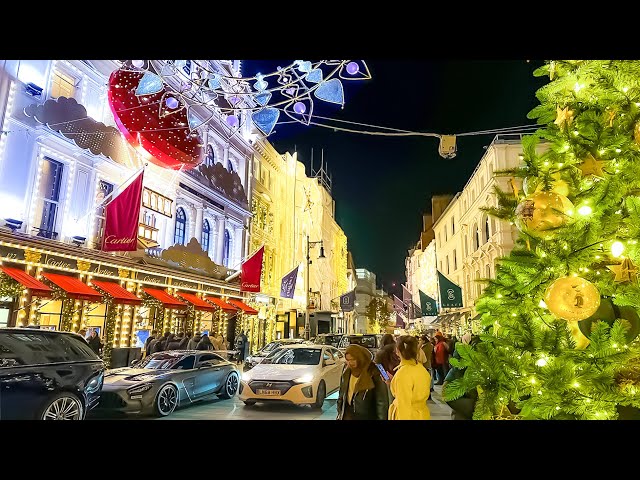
[[523, 172, 570, 197], [514, 191, 574, 238], [544, 276, 601, 321]]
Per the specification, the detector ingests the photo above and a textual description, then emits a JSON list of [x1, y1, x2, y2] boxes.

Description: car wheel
[[313, 381, 326, 409], [243, 400, 257, 406], [218, 372, 239, 399], [154, 384, 178, 417], [40, 392, 84, 420]]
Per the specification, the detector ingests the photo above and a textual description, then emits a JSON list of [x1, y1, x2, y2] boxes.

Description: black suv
[[0, 329, 104, 420]]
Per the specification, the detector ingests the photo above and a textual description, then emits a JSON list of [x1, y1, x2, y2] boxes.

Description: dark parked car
[[0, 328, 104, 420], [97, 350, 239, 417], [310, 333, 344, 348], [243, 338, 308, 371], [337, 334, 383, 357]]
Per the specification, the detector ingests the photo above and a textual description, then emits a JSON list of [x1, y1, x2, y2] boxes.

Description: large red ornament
[[107, 68, 204, 170]]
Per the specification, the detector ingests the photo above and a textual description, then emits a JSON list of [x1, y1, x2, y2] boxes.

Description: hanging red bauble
[[107, 68, 204, 170]]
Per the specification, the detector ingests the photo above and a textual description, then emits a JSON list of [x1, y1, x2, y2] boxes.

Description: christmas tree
[[444, 60, 640, 420]]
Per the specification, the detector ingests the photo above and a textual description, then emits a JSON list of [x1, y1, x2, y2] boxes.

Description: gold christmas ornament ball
[[544, 276, 601, 321], [523, 173, 570, 197], [515, 191, 574, 238]]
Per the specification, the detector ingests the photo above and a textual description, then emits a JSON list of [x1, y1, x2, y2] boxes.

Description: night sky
[[243, 60, 548, 294]]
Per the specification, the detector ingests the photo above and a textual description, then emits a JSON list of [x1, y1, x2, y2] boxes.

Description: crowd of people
[[336, 330, 475, 421]]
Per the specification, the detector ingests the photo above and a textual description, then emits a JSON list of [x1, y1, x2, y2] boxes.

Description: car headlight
[[85, 373, 103, 394], [293, 373, 314, 384], [242, 371, 252, 382], [127, 383, 153, 396]]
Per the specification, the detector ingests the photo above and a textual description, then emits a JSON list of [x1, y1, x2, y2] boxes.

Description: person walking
[[144, 330, 157, 357], [196, 333, 213, 350], [152, 331, 171, 353], [234, 331, 246, 364], [433, 333, 449, 385], [337, 344, 389, 420], [178, 332, 190, 349], [87, 329, 102, 356], [76, 329, 88, 343], [418, 335, 435, 392], [388, 335, 431, 420], [374, 333, 401, 379], [187, 332, 202, 350]]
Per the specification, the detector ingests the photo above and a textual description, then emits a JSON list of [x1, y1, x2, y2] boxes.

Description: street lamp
[[305, 235, 325, 340]]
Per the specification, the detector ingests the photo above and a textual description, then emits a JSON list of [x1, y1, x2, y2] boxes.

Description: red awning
[[142, 287, 187, 308], [176, 292, 215, 312], [91, 280, 142, 306], [0, 266, 53, 297], [204, 296, 239, 312], [227, 298, 259, 315], [41, 272, 102, 302]]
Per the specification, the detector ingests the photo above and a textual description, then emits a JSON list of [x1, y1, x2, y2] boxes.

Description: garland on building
[[102, 298, 118, 369], [50, 289, 74, 332], [0, 274, 24, 298], [142, 296, 164, 333], [185, 304, 195, 334]]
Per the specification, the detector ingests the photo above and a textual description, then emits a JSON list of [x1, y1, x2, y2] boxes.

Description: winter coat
[[420, 342, 433, 370], [196, 335, 213, 350], [337, 363, 389, 420], [187, 335, 201, 350], [166, 338, 183, 350], [178, 336, 190, 349], [144, 335, 156, 356], [388, 359, 431, 420], [87, 335, 102, 355], [434, 340, 449, 366]]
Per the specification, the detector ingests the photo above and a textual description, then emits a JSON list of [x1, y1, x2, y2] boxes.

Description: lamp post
[[305, 234, 325, 340]]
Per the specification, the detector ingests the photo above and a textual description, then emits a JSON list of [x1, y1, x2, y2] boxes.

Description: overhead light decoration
[[111, 59, 371, 146]]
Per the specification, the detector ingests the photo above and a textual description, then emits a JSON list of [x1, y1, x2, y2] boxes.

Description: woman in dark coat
[[374, 334, 400, 379], [178, 332, 190, 349], [337, 344, 389, 420], [187, 333, 202, 350], [196, 333, 213, 350]]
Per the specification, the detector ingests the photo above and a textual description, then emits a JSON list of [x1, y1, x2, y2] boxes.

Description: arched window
[[201, 219, 210, 254], [475, 269, 481, 298], [227, 158, 235, 174], [451, 217, 455, 235], [183, 60, 191, 75], [491, 217, 496, 237], [223, 229, 231, 267], [444, 226, 448, 242], [473, 224, 479, 251], [486, 263, 492, 279], [174, 207, 186, 245], [446, 255, 449, 274], [485, 216, 490, 243], [453, 249, 457, 271], [206, 145, 215, 166], [464, 235, 468, 256]]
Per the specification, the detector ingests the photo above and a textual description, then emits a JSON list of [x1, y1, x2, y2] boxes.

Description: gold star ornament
[[608, 258, 639, 283], [554, 106, 574, 131], [579, 154, 607, 178], [634, 121, 640, 146]]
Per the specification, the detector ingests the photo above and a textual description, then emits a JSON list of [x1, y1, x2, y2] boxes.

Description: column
[[194, 206, 203, 246], [234, 226, 244, 268], [223, 145, 230, 170], [215, 216, 226, 265]]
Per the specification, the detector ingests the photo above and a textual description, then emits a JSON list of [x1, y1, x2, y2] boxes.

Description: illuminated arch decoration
[[115, 60, 371, 142]]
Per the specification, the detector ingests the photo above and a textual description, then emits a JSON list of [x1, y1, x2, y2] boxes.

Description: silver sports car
[[97, 350, 239, 417]]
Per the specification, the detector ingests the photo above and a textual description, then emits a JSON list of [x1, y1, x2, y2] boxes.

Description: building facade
[[0, 60, 271, 355], [431, 135, 525, 335]]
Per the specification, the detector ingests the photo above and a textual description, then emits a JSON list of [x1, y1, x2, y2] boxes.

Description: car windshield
[[345, 336, 377, 349], [137, 353, 183, 370], [262, 348, 321, 365]]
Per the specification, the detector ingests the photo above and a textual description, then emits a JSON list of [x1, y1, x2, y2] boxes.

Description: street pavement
[[88, 384, 453, 420]]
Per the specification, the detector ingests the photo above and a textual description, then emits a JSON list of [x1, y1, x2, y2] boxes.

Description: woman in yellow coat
[[388, 335, 431, 420]]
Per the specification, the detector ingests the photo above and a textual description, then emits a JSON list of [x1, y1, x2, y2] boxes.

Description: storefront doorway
[[0, 298, 13, 328]]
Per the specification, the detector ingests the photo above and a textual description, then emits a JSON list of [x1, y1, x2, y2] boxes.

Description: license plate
[[257, 389, 281, 396]]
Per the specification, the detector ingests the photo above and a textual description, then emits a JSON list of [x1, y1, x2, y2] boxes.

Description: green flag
[[437, 271, 463, 308], [419, 290, 439, 316]]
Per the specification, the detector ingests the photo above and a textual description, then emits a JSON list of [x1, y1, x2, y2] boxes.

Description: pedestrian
[[418, 335, 435, 392], [337, 344, 389, 420], [87, 329, 102, 356], [178, 332, 190, 349], [196, 333, 213, 350], [443, 332, 479, 420], [388, 335, 431, 420], [152, 331, 171, 353], [144, 330, 157, 357], [167, 332, 183, 350], [242, 331, 250, 359], [76, 329, 87, 342], [187, 332, 202, 350], [374, 333, 400, 380], [211, 334, 222, 351], [433, 333, 449, 385], [234, 331, 246, 364]]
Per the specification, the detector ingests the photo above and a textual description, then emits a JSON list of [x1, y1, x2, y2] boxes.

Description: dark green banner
[[419, 290, 439, 316], [437, 271, 463, 308]]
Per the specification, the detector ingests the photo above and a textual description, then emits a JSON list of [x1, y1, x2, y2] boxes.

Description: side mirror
[[325, 358, 336, 366]]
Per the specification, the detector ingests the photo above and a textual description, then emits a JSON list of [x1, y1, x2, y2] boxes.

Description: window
[[142, 188, 172, 218], [36, 157, 64, 239], [223, 229, 231, 267], [265, 348, 321, 365], [451, 217, 455, 235], [173, 355, 195, 370], [183, 60, 192, 76], [174, 207, 186, 245], [94, 180, 113, 244], [444, 226, 448, 242], [485, 217, 491, 243], [196, 353, 223, 367], [227, 158, 235, 174], [205, 145, 215, 166], [453, 249, 457, 271], [332, 348, 344, 360], [50, 70, 75, 99], [474, 224, 479, 251], [439, 261, 443, 272], [486, 264, 492, 279], [0, 332, 96, 367], [446, 255, 449, 274], [201, 220, 210, 254], [323, 349, 332, 363], [464, 235, 468, 256]]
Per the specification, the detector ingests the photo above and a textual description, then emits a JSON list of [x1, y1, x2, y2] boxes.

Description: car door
[[171, 354, 197, 403], [327, 348, 344, 392], [194, 353, 226, 397], [319, 348, 338, 393]]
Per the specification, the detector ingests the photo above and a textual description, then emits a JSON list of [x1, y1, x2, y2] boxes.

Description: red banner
[[102, 171, 144, 252], [241, 246, 264, 292]]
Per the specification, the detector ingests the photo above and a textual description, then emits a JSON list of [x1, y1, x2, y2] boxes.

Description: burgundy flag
[[393, 294, 407, 327], [241, 246, 265, 292], [102, 171, 144, 252]]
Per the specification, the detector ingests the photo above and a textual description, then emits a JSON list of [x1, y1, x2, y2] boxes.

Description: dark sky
[[243, 60, 548, 293]]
